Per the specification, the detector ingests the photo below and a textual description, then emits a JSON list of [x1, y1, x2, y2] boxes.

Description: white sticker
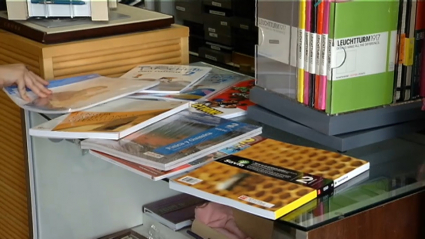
[[143, 151, 163, 158], [298, 28, 305, 70], [238, 195, 274, 208], [178, 176, 202, 185]]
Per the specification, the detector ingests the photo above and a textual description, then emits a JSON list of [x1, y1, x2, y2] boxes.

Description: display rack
[[248, 86, 425, 152]]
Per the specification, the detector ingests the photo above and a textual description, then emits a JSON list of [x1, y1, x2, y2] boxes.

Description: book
[[326, 0, 400, 114], [170, 139, 370, 220], [143, 194, 206, 231], [0, 4, 174, 44], [121, 65, 212, 94], [80, 109, 262, 171], [189, 79, 256, 119], [128, 62, 248, 102], [3, 74, 158, 114], [29, 98, 189, 140], [89, 136, 266, 181], [169, 154, 319, 220]]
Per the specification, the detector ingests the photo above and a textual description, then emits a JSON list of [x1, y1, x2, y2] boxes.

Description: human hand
[[0, 63, 52, 101]]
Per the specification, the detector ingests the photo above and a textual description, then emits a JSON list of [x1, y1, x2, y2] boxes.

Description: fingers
[[17, 79, 31, 102], [29, 71, 50, 86], [24, 72, 48, 98], [29, 71, 51, 95]]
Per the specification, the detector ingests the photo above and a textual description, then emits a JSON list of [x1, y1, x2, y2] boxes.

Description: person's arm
[[0, 64, 52, 101]]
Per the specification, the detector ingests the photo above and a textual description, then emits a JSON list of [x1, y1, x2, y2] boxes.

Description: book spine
[[297, 0, 306, 103], [303, 0, 312, 105], [314, 0, 325, 110], [318, 0, 330, 110]]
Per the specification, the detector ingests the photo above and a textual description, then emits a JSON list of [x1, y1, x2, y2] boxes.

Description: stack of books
[[256, 0, 425, 115], [3, 62, 371, 232]]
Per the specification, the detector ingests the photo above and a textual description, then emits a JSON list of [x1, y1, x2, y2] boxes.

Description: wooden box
[[0, 24, 189, 238]]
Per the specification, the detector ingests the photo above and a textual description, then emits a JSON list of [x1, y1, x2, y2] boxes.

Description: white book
[[29, 98, 189, 140], [3, 74, 158, 114], [121, 64, 212, 94]]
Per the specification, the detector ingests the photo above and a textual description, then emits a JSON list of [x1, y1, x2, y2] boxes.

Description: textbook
[[29, 99, 189, 140], [121, 65, 212, 94], [170, 139, 369, 220], [3, 74, 158, 114], [326, 0, 400, 114], [81, 110, 262, 171]]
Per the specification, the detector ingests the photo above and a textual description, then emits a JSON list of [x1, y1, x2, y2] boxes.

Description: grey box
[[250, 86, 425, 136], [247, 105, 425, 152]]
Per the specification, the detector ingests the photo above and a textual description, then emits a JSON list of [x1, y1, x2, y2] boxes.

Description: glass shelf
[[259, 126, 425, 231], [30, 112, 425, 236]]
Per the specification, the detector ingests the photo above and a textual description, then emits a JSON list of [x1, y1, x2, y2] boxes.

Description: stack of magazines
[[4, 63, 262, 180], [4, 63, 370, 222]]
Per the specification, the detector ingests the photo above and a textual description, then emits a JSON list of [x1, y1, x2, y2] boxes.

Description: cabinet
[[0, 25, 189, 238]]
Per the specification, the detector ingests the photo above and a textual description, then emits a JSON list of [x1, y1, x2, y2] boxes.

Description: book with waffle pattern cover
[[169, 138, 369, 220]]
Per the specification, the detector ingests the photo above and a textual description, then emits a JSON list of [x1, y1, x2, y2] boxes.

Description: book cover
[[326, 0, 400, 114], [190, 79, 256, 119], [169, 154, 318, 220], [143, 194, 206, 231], [121, 65, 212, 94], [233, 139, 370, 189], [81, 110, 262, 171], [89, 136, 266, 181], [29, 98, 189, 140], [128, 63, 248, 102], [3, 74, 159, 114]]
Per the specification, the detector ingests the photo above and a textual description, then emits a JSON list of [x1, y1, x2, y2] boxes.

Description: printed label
[[298, 28, 305, 70], [388, 30, 397, 72], [209, 33, 218, 38], [238, 195, 274, 208], [211, 45, 221, 51], [305, 31, 311, 72], [321, 34, 328, 76], [205, 54, 217, 61], [316, 34, 322, 75], [330, 32, 389, 81], [209, 10, 225, 16], [220, 21, 228, 26], [208, 27, 216, 33], [257, 18, 291, 64], [290, 26, 298, 67], [211, 1, 221, 7], [240, 24, 249, 30], [309, 33, 317, 74], [179, 176, 203, 185], [143, 151, 164, 159]]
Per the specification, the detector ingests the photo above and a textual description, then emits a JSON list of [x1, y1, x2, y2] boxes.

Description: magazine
[[121, 64, 212, 94], [29, 98, 189, 140], [128, 62, 249, 101], [3, 74, 159, 114], [89, 136, 265, 181], [190, 79, 256, 119], [81, 110, 262, 171]]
